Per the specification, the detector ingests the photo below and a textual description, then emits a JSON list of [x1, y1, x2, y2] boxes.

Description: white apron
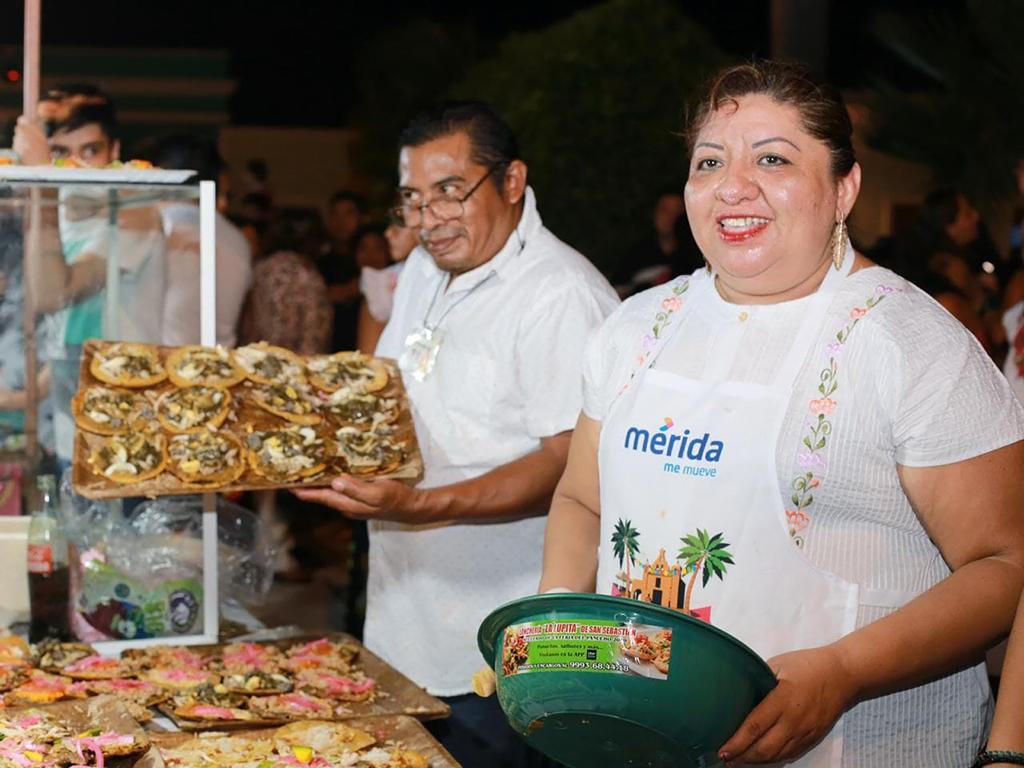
[[597, 255, 872, 767]]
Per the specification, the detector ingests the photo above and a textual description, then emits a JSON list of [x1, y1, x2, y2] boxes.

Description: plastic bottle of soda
[[27, 475, 71, 642]]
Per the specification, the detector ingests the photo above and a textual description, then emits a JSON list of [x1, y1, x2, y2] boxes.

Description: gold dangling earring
[[704, 258, 712, 274], [832, 217, 847, 271]]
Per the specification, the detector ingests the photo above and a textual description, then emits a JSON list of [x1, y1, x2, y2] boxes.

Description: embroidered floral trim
[[619, 278, 691, 396], [786, 283, 902, 547]]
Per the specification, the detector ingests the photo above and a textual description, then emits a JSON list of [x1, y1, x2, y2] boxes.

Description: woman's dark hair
[[398, 100, 520, 188], [263, 209, 329, 262], [686, 60, 855, 178]]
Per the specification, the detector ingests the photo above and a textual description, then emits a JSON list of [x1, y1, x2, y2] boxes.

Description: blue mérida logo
[[623, 421, 724, 462]]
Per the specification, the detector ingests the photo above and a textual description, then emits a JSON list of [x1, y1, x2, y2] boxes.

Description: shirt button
[[738, 311, 749, 322]]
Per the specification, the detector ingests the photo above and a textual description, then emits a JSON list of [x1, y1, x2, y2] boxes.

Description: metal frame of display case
[[0, 170, 221, 652]]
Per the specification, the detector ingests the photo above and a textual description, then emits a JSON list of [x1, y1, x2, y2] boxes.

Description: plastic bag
[[127, 495, 276, 608], [59, 471, 275, 641]]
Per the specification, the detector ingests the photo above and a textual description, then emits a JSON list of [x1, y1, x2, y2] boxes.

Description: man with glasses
[[297, 101, 618, 765]]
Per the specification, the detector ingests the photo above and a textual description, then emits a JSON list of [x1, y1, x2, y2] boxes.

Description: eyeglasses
[[392, 162, 505, 227]]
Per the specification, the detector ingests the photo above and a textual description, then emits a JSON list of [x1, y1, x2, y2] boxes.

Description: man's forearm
[[23, 196, 72, 315], [413, 433, 571, 524]]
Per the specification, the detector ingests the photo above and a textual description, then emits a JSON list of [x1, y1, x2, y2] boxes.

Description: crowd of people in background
[[4, 79, 1024, 647]]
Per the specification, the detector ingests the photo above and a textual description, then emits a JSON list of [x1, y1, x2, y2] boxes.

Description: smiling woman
[[540, 60, 1024, 767]]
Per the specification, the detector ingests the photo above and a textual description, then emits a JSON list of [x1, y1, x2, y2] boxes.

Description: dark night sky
[[0, 0, 960, 127]]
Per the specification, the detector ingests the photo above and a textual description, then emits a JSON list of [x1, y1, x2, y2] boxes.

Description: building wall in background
[[0, 46, 232, 149], [218, 126, 360, 217]]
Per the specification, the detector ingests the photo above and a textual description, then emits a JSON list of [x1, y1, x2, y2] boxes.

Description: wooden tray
[[141, 715, 458, 768], [143, 634, 450, 732], [72, 340, 424, 500], [8, 695, 152, 767]]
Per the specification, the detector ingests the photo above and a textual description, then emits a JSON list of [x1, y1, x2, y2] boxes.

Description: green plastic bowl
[[478, 593, 777, 768]]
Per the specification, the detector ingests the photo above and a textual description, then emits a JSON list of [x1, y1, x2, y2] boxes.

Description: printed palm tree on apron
[[610, 518, 641, 597], [678, 529, 734, 616]]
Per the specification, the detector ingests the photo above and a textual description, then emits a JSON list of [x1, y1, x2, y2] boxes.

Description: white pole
[[199, 180, 216, 345], [199, 179, 218, 641], [21, 0, 41, 468], [23, 0, 40, 119]]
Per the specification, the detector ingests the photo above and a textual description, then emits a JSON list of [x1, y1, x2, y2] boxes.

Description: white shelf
[[0, 166, 196, 185]]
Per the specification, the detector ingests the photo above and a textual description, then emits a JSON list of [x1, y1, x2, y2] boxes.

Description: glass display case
[[0, 168, 222, 653]]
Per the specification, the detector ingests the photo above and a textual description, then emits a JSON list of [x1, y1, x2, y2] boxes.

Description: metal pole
[[22, 0, 42, 471]]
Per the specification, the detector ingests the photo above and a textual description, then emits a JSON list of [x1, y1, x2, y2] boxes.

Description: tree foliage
[[450, 0, 728, 273], [350, 18, 483, 203], [866, 0, 1024, 205]]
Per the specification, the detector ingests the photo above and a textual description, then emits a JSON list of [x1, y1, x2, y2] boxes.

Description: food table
[[0, 162, 452, 764]]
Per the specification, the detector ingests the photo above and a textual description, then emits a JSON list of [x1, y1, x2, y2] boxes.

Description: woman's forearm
[[834, 556, 1024, 704], [540, 493, 600, 593], [988, 590, 1024, 750], [538, 413, 603, 593]]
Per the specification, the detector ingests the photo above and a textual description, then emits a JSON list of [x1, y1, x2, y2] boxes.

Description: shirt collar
[[446, 186, 542, 294]]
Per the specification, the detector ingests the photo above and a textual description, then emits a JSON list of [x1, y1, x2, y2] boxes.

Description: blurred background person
[[612, 187, 703, 298], [13, 84, 166, 475], [356, 220, 417, 354], [238, 208, 334, 579], [239, 209, 332, 354], [142, 132, 252, 348], [881, 187, 996, 355], [320, 190, 366, 351]]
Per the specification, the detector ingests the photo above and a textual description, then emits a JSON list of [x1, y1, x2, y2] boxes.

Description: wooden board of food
[[144, 634, 449, 732], [0, 634, 449, 733], [140, 715, 457, 768], [0, 694, 152, 766], [71, 340, 423, 499]]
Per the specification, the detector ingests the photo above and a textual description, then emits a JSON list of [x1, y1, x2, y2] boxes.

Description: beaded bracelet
[[973, 750, 1024, 767]]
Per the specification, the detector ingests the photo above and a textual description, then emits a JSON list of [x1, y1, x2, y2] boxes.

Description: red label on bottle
[[27, 544, 53, 575]]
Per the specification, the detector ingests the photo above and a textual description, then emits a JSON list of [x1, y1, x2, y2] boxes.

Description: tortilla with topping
[[60, 655, 126, 680], [156, 385, 232, 433], [324, 388, 399, 428], [222, 670, 293, 695], [218, 642, 283, 674], [0, 664, 28, 693], [89, 343, 166, 388], [234, 342, 305, 384], [51, 729, 149, 761], [83, 677, 167, 707], [32, 640, 95, 672], [121, 645, 204, 671], [295, 669, 375, 702], [87, 431, 166, 484], [5, 671, 86, 705], [172, 682, 246, 709], [272, 719, 377, 755], [335, 426, 406, 475], [72, 386, 151, 435], [252, 381, 321, 425], [140, 666, 218, 691], [247, 691, 334, 720], [160, 734, 274, 767], [167, 431, 246, 486], [166, 345, 245, 388], [306, 351, 389, 393], [247, 426, 327, 482], [174, 701, 254, 722]]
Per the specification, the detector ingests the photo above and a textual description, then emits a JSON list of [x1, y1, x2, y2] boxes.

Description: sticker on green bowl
[[502, 619, 672, 680]]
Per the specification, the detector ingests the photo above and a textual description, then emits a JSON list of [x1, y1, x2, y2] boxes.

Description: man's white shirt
[[371, 187, 619, 695]]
